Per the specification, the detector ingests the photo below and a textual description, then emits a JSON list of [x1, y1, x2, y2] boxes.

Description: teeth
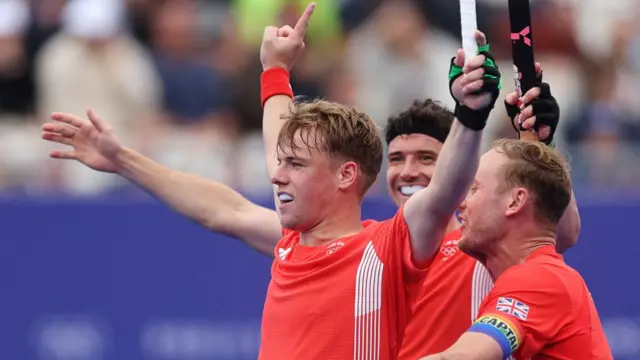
[[399, 185, 425, 196], [278, 193, 293, 202]]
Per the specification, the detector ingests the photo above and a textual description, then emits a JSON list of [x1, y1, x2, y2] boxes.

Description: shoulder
[[492, 260, 569, 304], [375, 206, 408, 229], [364, 208, 411, 246]]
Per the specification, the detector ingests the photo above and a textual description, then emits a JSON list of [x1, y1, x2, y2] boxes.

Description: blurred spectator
[[27, 0, 66, 53], [232, 0, 342, 48], [0, 0, 41, 190], [0, 0, 636, 195], [0, 0, 33, 119], [34, 0, 161, 195], [566, 0, 640, 189], [147, 0, 237, 185], [150, 0, 234, 133], [346, 0, 457, 127]]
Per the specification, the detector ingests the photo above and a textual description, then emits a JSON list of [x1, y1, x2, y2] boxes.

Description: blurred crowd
[[0, 0, 639, 197]]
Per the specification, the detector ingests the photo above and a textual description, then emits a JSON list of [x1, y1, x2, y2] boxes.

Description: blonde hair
[[493, 139, 572, 224], [277, 99, 383, 197]]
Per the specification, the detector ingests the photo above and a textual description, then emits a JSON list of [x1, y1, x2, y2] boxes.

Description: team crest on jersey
[[440, 239, 459, 259], [326, 241, 344, 255], [472, 314, 522, 354]]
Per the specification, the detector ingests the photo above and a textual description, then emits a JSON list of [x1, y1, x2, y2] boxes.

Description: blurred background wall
[[0, 0, 638, 359]]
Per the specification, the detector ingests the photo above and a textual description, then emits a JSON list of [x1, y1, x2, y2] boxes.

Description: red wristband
[[261, 67, 293, 108]]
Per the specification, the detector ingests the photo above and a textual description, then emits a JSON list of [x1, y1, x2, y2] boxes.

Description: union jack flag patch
[[496, 297, 530, 320]]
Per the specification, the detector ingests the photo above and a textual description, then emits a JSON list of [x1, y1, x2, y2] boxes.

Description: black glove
[[505, 80, 559, 146], [448, 43, 502, 131]]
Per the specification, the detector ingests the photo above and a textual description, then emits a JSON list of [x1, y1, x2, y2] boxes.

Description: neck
[[299, 199, 363, 246], [482, 225, 556, 280]]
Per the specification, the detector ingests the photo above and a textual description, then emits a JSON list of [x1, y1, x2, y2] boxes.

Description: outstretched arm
[[114, 148, 282, 256], [42, 111, 281, 257], [421, 332, 503, 360], [404, 32, 501, 262]]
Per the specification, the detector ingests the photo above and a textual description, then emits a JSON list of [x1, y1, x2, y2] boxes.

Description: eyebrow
[[387, 150, 438, 158], [280, 156, 308, 163]]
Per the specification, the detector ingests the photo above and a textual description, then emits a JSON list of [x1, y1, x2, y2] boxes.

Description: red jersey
[[259, 208, 430, 360], [398, 229, 493, 359], [468, 245, 613, 359]]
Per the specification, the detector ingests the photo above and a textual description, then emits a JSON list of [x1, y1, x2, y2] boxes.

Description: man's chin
[[459, 239, 486, 262], [279, 216, 300, 232], [458, 237, 475, 255]]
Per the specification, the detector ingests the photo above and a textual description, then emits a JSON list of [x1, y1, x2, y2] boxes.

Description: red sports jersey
[[259, 208, 430, 360], [468, 245, 613, 359], [398, 229, 493, 359]]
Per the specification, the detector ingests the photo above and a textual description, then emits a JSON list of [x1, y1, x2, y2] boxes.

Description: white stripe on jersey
[[354, 241, 384, 360], [471, 261, 494, 321]]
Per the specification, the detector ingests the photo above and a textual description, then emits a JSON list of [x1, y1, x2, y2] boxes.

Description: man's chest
[[263, 240, 394, 332]]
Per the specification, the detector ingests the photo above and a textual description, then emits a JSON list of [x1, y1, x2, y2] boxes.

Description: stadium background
[[0, 0, 638, 359]]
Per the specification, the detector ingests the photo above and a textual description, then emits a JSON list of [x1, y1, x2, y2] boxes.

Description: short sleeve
[[375, 206, 432, 285], [467, 266, 569, 359]]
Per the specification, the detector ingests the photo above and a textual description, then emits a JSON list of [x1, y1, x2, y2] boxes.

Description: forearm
[[555, 191, 580, 253], [404, 120, 482, 260], [427, 120, 481, 220], [113, 148, 251, 232], [263, 95, 293, 177], [421, 352, 486, 360]]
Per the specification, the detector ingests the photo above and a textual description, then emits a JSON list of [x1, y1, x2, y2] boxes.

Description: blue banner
[[0, 197, 637, 359]]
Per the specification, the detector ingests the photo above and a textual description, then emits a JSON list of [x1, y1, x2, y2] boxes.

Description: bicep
[[436, 332, 504, 360], [228, 203, 281, 257]]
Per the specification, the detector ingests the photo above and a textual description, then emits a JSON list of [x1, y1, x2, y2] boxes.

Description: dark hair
[[278, 99, 383, 197], [493, 139, 572, 225], [384, 99, 454, 145]]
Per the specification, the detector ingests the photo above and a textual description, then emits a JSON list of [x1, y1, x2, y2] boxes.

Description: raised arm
[[555, 192, 580, 252], [41, 110, 281, 257], [260, 3, 316, 178], [404, 32, 502, 262], [504, 67, 581, 252]]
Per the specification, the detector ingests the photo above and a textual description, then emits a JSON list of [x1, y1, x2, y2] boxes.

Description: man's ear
[[504, 187, 529, 218], [337, 161, 358, 191]]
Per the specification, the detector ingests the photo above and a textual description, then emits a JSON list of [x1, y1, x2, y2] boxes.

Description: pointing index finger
[[293, 2, 316, 38]]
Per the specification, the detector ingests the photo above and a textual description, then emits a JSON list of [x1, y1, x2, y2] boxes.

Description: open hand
[[41, 109, 123, 173]]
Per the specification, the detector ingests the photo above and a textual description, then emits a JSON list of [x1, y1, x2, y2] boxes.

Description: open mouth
[[277, 192, 294, 205], [398, 185, 426, 197]]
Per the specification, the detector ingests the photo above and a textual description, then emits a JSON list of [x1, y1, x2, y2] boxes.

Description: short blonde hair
[[277, 99, 383, 197], [492, 139, 572, 224]]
